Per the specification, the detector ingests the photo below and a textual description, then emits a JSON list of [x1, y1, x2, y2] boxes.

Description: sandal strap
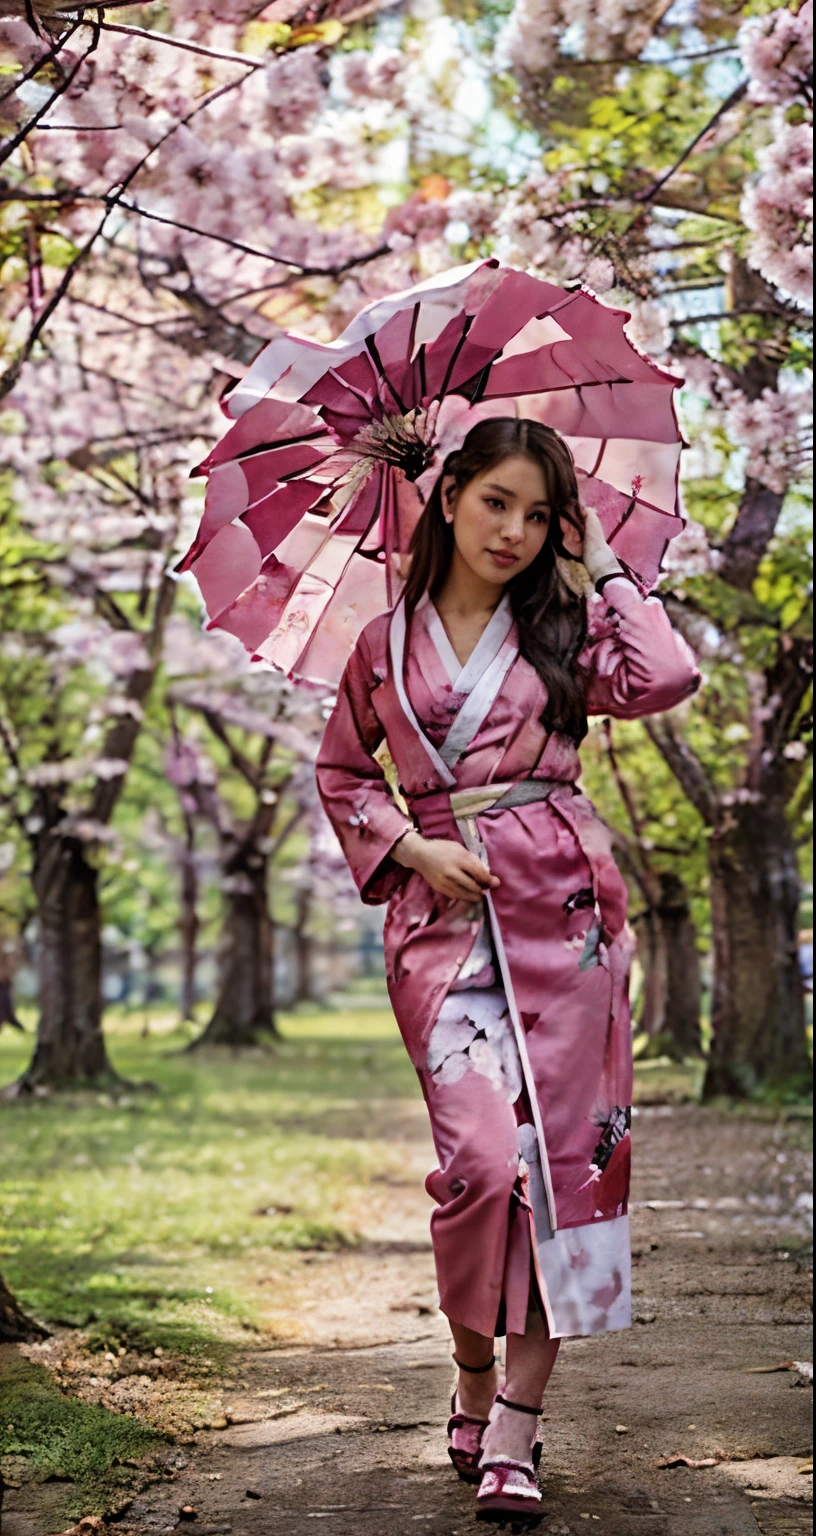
[[453, 1352, 496, 1374], [494, 1392, 541, 1416], [479, 1457, 537, 1477], [447, 1410, 490, 1431]]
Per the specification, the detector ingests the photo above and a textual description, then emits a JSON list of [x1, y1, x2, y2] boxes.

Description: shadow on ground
[[3, 1094, 812, 1536]]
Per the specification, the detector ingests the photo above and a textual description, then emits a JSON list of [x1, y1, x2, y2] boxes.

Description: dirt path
[[4, 1101, 812, 1536]]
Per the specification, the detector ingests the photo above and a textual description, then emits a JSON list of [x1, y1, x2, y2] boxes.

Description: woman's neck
[[435, 549, 506, 621]]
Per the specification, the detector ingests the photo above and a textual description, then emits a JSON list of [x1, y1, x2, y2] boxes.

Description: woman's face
[[442, 453, 552, 589]]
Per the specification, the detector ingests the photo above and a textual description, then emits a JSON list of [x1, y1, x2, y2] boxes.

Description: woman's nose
[[501, 513, 525, 543]]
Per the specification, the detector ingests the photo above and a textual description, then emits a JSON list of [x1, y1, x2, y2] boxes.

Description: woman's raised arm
[[579, 576, 702, 720]]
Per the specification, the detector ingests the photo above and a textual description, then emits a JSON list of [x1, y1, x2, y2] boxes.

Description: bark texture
[[10, 837, 120, 1093], [634, 874, 702, 1059], [292, 883, 318, 1004], [719, 479, 786, 592], [192, 853, 276, 1046], [178, 826, 199, 1022], [0, 1272, 46, 1343], [704, 800, 809, 1098], [659, 872, 703, 1059]]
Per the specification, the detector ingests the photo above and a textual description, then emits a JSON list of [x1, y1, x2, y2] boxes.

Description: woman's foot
[[447, 1353, 500, 1483], [476, 1394, 543, 1523]]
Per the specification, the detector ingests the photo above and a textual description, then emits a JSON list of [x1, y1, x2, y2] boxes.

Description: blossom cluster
[[738, 2, 813, 304], [383, 170, 619, 295], [741, 118, 813, 306], [723, 383, 813, 495], [496, 0, 659, 77], [739, 0, 813, 106]]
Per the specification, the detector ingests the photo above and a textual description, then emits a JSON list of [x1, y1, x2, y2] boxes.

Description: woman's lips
[[487, 549, 520, 568]]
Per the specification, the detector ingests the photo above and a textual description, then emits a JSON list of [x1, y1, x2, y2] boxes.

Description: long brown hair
[[402, 417, 589, 743]]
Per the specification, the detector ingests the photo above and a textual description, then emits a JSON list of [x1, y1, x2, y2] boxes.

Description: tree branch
[[0, 63, 254, 398], [643, 717, 719, 827], [266, 800, 303, 860], [0, 18, 80, 107], [602, 718, 657, 869], [719, 478, 787, 593], [93, 19, 263, 71], [0, 30, 95, 170], [634, 79, 749, 205], [200, 708, 264, 791], [0, 187, 392, 280], [673, 307, 806, 328]]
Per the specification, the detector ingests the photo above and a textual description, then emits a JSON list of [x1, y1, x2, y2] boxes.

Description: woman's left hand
[[562, 505, 622, 584]]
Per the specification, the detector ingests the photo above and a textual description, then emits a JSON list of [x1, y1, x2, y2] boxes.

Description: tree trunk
[[141, 943, 164, 1008], [0, 1271, 46, 1343], [191, 853, 276, 1047], [178, 829, 199, 1022], [9, 836, 123, 1094], [704, 799, 809, 1099], [0, 981, 23, 1031], [0, 930, 24, 1031], [658, 872, 702, 1059], [633, 874, 702, 1060], [634, 909, 668, 1041], [292, 883, 317, 1005], [719, 478, 786, 591]]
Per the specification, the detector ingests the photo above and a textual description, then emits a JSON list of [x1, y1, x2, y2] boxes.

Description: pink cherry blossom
[[625, 300, 672, 361], [742, 117, 813, 305], [739, 0, 813, 107], [723, 383, 813, 495]]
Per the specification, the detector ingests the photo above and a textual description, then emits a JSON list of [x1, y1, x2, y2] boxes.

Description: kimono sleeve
[[315, 629, 413, 906], [580, 576, 702, 719]]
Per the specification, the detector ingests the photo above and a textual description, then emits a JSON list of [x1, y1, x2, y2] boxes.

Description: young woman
[[315, 418, 701, 1522]]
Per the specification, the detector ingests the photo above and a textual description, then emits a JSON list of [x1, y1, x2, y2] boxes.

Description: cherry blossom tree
[[0, 461, 180, 1092], [0, 0, 422, 1079], [433, 0, 811, 1096], [281, 788, 362, 1006], [0, 0, 811, 1098]]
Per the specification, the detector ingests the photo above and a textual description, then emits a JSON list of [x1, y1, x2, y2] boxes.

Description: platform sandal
[[446, 1353, 497, 1484], [475, 1393, 544, 1525]]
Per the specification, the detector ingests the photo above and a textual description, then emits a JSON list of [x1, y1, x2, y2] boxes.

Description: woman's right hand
[[392, 830, 500, 902]]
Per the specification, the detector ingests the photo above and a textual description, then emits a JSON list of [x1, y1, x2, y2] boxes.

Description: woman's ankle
[[480, 1394, 540, 1466], [455, 1359, 499, 1418]]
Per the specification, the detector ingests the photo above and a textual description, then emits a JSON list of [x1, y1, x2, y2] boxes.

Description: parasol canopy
[[180, 259, 687, 687]]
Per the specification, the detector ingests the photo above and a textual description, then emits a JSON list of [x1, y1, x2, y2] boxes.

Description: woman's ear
[[440, 475, 457, 523]]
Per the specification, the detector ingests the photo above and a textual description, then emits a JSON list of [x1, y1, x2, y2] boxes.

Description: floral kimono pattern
[[316, 576, 701, 1340]]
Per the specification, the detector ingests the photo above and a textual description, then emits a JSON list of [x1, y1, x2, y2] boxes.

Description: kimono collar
[[416, 589, 515, 696], [388, 590, 520, 781]]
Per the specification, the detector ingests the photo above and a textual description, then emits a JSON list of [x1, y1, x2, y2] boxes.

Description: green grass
[[0, 1352, 163, 1520], [0, 1008, 419, 1356]]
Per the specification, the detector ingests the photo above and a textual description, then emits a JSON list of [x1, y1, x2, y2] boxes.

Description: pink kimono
[[316, 576, 701, 1340]]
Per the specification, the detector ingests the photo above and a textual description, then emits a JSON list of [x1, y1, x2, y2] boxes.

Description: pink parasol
[[180, 259, 686, 687]]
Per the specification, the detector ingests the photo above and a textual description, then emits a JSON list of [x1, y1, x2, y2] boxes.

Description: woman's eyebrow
[[485, 481, 551, 507]]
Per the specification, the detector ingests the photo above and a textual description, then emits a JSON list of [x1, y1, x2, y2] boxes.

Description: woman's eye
[[485, 498, 505, 511], [529, 511, 549, 524]]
